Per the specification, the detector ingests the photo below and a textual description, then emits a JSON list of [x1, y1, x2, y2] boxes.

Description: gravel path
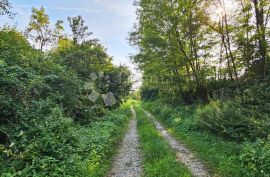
[[142, 109, 210, 177], [107, 107, 142, 177]]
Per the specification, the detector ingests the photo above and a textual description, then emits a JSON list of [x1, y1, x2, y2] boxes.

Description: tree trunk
[[253, 0, 267, 77]]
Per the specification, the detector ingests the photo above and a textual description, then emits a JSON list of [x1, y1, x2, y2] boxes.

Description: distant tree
[[54, 20, 64, 37], [52, 19, 65, 46], [26, 7, 51, 52], [68, 15, 92, 45], [0, 0, 15, 18]]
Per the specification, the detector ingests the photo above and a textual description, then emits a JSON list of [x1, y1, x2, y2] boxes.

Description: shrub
[[0, 103, 130, 176], [239, 137, 270, 177], [196, 101, 268, 140]]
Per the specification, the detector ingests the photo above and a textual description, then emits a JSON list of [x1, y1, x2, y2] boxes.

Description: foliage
[[68, 15, 92, 45], [0, 104, 130, 176], [142, 101, 242, 177], [26, 7, 52, 51], [0, 0, 15, 18], [196, 100, 269, 140], [130, 0, 270, 103], [239, 137, 270, 177], [0, 7, 132, 176], [140, 87, 159, 101], [0, 28, 36, 65]]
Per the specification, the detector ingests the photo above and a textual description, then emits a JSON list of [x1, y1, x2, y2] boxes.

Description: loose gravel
[[107, 107, 142, 177], [143, 109, 210, 177]]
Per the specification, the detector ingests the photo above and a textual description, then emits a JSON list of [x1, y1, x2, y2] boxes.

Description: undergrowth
[[142, 101, 242, 177], [0, 103, 131, 177]]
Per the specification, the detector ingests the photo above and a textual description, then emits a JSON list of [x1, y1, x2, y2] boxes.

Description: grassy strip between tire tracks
[[135, 107, 192, 177]]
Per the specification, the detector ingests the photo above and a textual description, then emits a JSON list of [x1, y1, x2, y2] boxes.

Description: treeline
[[130, 1, 270, 175], [130, 0, 270, 140], [130, 0, 270, 103], [0, 4, 131, 175]]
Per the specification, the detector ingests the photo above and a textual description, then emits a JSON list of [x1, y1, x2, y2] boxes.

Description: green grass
[[0, 103, 132, 177], [135, 107, 192, 177], [82, 103, 132, 177], [142, 101, 242, 177]]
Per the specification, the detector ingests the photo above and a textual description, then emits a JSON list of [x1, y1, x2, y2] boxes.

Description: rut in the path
[[143, 109, 210, 177], [107, 107, 142, 177]]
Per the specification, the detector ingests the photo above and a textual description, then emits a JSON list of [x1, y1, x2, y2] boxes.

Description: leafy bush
[[0, 103, 130, 176], [1, 101, 78, 176], [240, 137, 270, 177], [196, 101, 268, 140], [143, 102, 198, 131], [0, 26, 132, 176], [0, 28, 36, 66]]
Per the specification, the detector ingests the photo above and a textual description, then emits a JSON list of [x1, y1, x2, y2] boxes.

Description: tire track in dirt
[[142, 109, 210, 177]]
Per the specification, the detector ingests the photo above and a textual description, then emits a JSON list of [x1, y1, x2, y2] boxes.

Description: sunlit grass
[[136, 107, 192, 177], [142, 101, 242, 177]]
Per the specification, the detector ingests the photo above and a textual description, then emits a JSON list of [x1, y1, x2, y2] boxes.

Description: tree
[[235, 0, 255, 70], [53, 20, 65, 41], [0, 0, 15, 18], [130, 0, 270, 103], [26, 7, 51, 52], [68, 15, 92, 45], [0, 27, 34, 65], [252, 0, 270, 77], [130, 0, 212, 102]]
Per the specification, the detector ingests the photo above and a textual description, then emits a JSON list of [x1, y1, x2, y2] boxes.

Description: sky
[[0, 0, 141, 88]]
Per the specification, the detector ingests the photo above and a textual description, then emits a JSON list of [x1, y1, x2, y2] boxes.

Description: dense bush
[[0, 102, 130, 176], [0, 21, 132, 176], [143, 99, 270, 176], [239, 137, 270, 177], [143, 102, 198, 132], [241, 78, 270, 117], [196, 101, 269, 140], [0, 29, 37, 66]]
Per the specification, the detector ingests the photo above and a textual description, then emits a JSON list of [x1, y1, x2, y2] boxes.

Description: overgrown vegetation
[[0, 105, 131, 176], [130, 0, 270, 175], [0, 3, 132, 176], [143, 101, 270, 177], [142, 101, 242, 176], [240, 137, 270, 177], [1, 0, 270, 175], [135, 107, 192, 177]]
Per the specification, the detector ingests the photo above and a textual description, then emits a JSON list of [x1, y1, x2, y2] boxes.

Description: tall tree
[[130, 0, 212, 102], [54, 20, 64, 39], [68, 15, 92, 45], [252, 0, 270, 77], [235, 0, 255, 70], [26, 7, 51, 52], [52, 19, 65, 47]]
